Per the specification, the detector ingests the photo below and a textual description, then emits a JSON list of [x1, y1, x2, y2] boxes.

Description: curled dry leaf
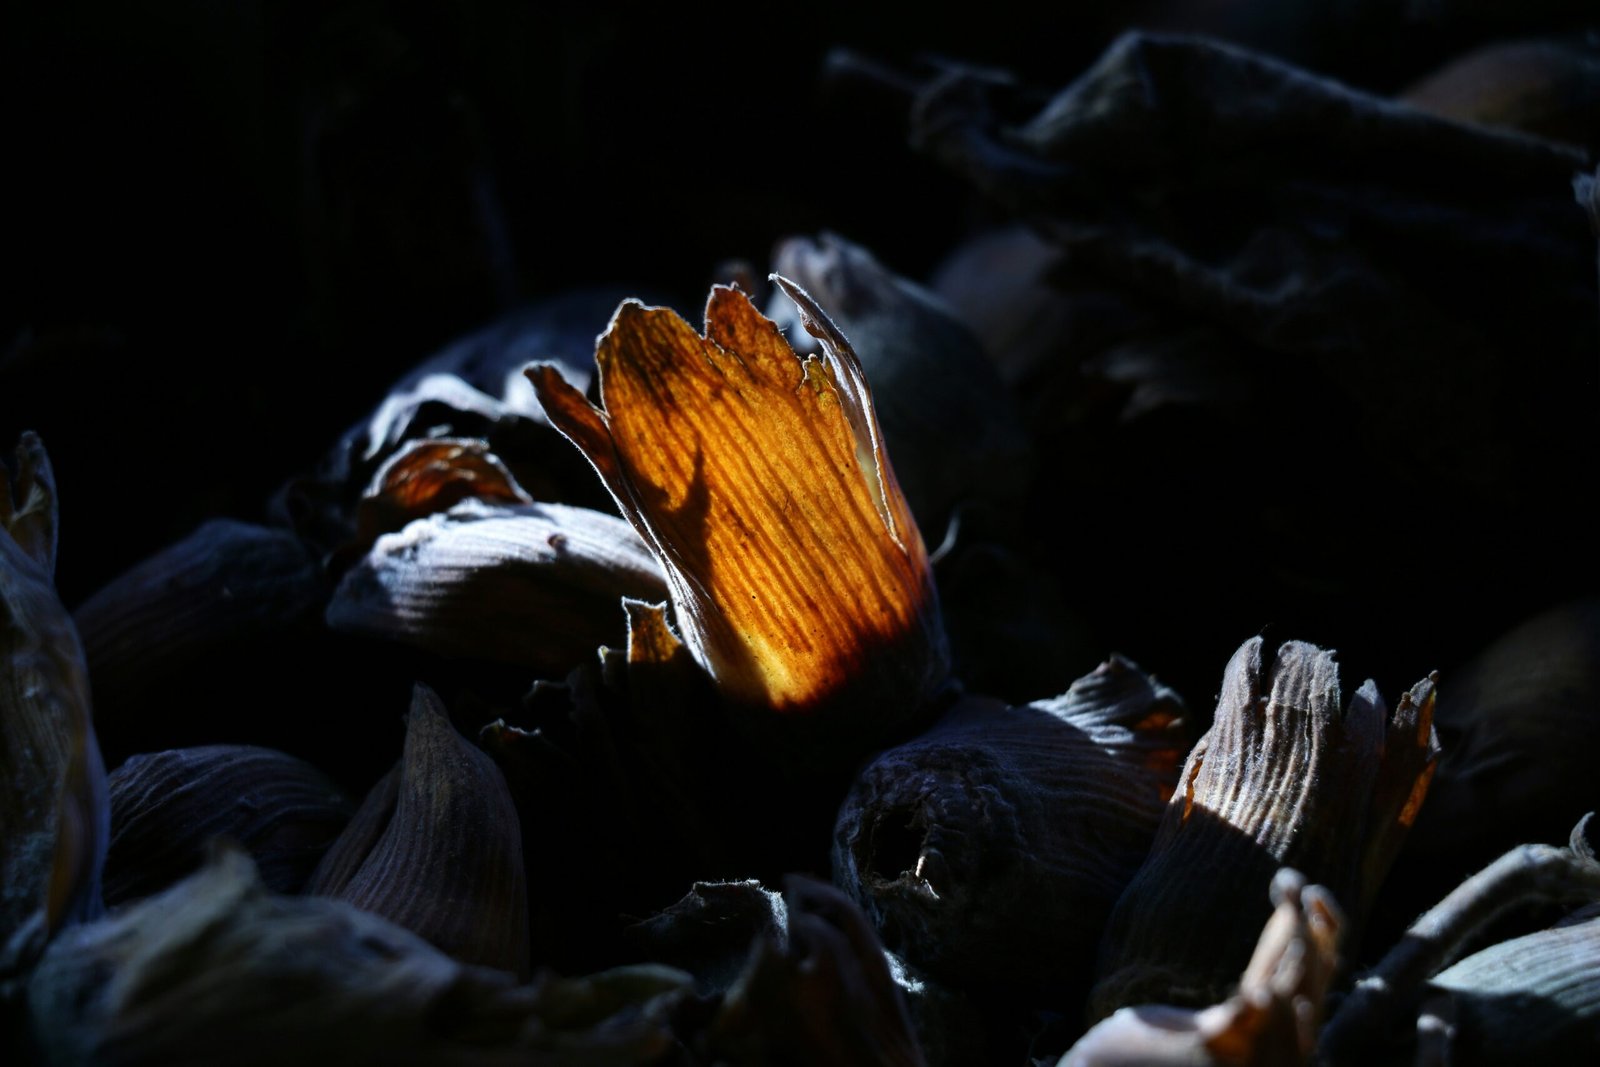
[[1063, 869, 1343, 1067], [1092, 638, 1438, 1017], [833, 656, 1187, 990], [306, 684, 529, 978], [529, 281, 950, 767], [351, 437, 532, 548], [2, 434, 107, 975], [326, 499, 666, 674]]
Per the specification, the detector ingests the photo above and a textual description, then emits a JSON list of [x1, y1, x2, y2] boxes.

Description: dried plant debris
[[834, 656, 1187, 990], [2, 434, 107, 975], [26, 843, 697, 1066], [1321, 815, 1600, 1063], [765, 232, 1031, 535], [1400, 38, 1600, 150], [1092, 638, 1437, 1017], [326, 498, 666, 674], [350, 438, 532, 548], [702, 876, 926, 1067], [103, 745, 353, 904], [306, 684, 529, 977], [1064, 869, 1343, 1067], [1388, 599, 1600, 917], [530, 281, 951, 768], [72, 521, 324, 741]]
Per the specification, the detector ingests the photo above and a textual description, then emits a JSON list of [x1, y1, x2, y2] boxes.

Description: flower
[[527, 279, 950, 760]]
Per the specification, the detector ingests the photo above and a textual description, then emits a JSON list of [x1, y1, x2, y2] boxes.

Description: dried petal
[[833, 656, 1187, 988], [351, 437, 532, 547], [104, 745, 354, 903], [326, 500, 666, 674], [1092, 638, 1437, 1017], [308, 684, 529, 977], [529, 283, 950, 765]]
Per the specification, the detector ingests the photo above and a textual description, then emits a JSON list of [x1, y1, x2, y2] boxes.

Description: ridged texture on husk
[[306, 685, 529, 977], [73, 520, 324, 711], [1425, 906, 1600, 1063], [2, 433, 107, 972], [833, 656, 1187, 988], [104, 746, 353, 904], [1063, 870, 1343, 1067], [326, 499, 665, 672], [26, 842, 695, 1066], [1092, 638, 1437, 1017]]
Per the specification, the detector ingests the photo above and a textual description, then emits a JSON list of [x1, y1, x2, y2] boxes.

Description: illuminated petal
[[529, 281, 949, 753]]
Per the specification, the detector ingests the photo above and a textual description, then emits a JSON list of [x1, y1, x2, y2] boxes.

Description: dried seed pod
[[703, 875, 926, 1067], [307, 684, 529, 977], [1092, 638, 1438, 1018], [2, 433, 107, 973], [766, 232, 1031, 534], [530, 282, 952, 769], [103, 745, 354, 904], [325, 500, 666, 674], [832, 656, 1187, 990], [26, 841, 696, 1066], [1063, 869, 1343, 1067]]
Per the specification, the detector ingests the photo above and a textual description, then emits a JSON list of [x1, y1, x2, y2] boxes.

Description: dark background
[[3, 1, 1595, 704]]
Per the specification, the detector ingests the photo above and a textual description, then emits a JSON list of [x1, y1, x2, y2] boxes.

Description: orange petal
[[529, 283, 948, 735]]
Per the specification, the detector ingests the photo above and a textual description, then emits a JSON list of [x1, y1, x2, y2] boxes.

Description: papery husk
[[26, 841, 696, 1066], [275, 290, 631, 555], [833, 656, 1187, 991], [103, 745, 353, 903], [1421, 904, 1600, 1063], [1062, 869, 1343, 1067], [702, 875, 925, 1067], [481, 600, 833, 973], [1092, 638, 1437, 1017], [2, 434, 107, 974], [325, 499, 666, 673], [71, 519, 326, 760], [766, 232, 1030, 535], [530, 282, 951, 771], [1384, 599, 1600, 923], [306, 684, 529, 977]]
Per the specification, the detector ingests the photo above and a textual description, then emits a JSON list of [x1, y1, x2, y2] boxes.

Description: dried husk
[[350, 437, 531, 548], [1422, 904, 1600, 1063], [275, 291, 628, 555], [833, 656, 1187, 991], [1401, 38, 1600, 150], [1385, 599, 1600, 921], [766, 232, 1031, 534], [1092, 638, 1438, 1017], [1062, 869, 1343, 1067], [103, 745, 353, 904], [71, 519, 327, 760], [306, 684, 529, 977], [530, 282, 951, 770], [325, 499, 666, 673], [26, 842, 696, 1066], [1, 434, 107, 974], [702, 875, 925, 1067]]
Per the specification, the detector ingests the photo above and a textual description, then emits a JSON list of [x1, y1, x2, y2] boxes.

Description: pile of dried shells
[[6, 27, 1600, 1067]]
